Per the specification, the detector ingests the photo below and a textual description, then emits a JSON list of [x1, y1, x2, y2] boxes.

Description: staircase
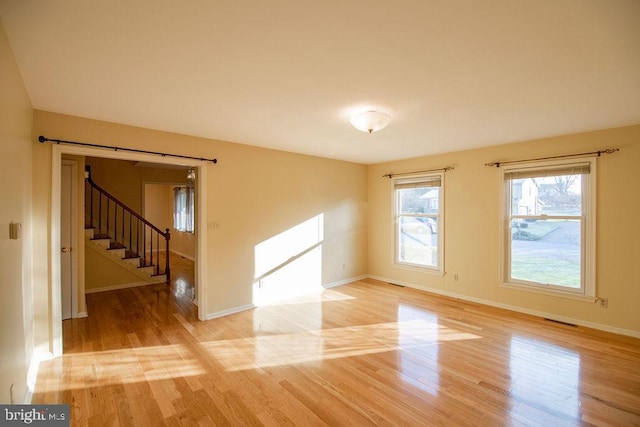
[[85, 166, 170, 283], [84, 228, 168, 283]]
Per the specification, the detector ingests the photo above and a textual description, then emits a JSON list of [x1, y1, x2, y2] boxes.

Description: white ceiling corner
[[1, 0, 639, 164]]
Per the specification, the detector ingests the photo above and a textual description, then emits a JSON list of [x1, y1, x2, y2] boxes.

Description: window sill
[[174, 230, 195, 234], [500, 282, 596, 303]]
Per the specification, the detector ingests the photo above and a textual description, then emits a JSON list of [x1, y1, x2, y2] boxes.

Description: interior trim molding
[[85, 281, 154, 294], [206, 304, 256, 320], [23, 351, 54, 404], [323, 275, 368, 289]]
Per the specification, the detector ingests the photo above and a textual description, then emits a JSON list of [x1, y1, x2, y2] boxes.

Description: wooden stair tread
[[123, 250, 139, 259]]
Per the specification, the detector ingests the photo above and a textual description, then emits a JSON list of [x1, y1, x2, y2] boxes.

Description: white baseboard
[[323, 274, 368, 289], [203, 275, 367, 320], [206, 304, 255, 320], [23, 357, 38, 404], [85, 281, 153, 294], [23, 351, 53, 404], [144, 248, 194, 261], [368, 275, 640, 339], [169, 249, 194, 261], [76, 311, 88, 318]]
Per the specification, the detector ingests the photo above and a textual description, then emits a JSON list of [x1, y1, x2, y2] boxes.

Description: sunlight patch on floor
[[200, 319, 482, 372], [256, 287, 356, 307], [509, 335, 581, 423], [37, 343, 207, 392]]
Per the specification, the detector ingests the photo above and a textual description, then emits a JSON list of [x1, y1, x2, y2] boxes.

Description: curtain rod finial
[[38, 135, 46, 143]]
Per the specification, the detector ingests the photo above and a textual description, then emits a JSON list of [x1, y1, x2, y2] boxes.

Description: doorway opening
[[51, 144, 208, 357]]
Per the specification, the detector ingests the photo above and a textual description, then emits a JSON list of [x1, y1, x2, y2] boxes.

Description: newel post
[[165, 228, 171, 282]]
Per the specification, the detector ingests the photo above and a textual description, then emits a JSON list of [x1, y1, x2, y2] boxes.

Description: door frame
[[50, 144, 208, 357], [60, 159, 79, 319]]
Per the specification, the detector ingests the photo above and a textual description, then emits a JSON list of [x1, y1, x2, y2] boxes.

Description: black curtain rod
[[383, 166, 454, 179], [38, 135, 218, 164], [485, 148, 618, 168]]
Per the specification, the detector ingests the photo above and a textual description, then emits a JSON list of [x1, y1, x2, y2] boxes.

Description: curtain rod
[[38, 135, 218, 164], [382, 166, 454, 179], [485, 148, 618, 168]]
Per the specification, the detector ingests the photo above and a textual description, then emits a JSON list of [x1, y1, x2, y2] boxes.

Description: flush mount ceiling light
[[349, 110, 390, 134]]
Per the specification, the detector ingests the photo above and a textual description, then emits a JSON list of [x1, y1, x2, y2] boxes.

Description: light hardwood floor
[[34, 265, 640, 426]]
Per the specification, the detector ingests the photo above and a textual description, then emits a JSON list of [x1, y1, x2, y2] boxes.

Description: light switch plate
[[10, 222, 21, 240]]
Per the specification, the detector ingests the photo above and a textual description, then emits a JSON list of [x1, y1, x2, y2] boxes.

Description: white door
[[61, 161, 74, 320]]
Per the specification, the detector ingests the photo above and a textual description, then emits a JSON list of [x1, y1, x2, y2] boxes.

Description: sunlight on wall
[[253, 214, 324, 306], [509, 336, 580, 422]]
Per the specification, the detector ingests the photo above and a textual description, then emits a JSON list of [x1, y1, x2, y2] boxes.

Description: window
[[394, 174, 443, 272], [173, 186, 194, 233], [503, 159, 595, 297]]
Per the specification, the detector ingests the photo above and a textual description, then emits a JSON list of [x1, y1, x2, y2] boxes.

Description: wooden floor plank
[[32, 261, 640, 426]]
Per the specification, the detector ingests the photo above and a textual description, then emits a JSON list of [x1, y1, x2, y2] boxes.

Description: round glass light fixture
[[349, 111, 390, 134]]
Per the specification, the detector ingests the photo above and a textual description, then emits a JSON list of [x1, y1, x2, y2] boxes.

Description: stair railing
[[84, 167, 170, 281]]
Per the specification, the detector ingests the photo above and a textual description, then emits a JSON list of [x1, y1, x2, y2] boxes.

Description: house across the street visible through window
[[503, 159, 595, 297]]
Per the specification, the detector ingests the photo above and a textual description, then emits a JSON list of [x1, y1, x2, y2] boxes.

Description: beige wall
[[32, 110, 368, 348], [86, 156, 189, 214], [85, 245, 143, 291], [368, 125, 640, 335], [144, 183, 173, 231], [206, 141, 369, 313], [0, 22, 34, 403]]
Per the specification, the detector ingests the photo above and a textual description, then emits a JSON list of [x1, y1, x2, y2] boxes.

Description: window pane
[[511, 175, 582, 216], [398, 187, 439, 215], [173, 186, 194, 232], [398, 216, 438, 267], [510, 219, 581, 288]]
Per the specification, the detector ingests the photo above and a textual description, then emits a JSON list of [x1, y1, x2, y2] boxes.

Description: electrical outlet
[[453, 274, 459, 282], [599, 298, 608, 308]]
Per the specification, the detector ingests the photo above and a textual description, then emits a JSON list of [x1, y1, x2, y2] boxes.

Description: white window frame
[[393, 173, 444, 274], [500, 158, 596, 300]]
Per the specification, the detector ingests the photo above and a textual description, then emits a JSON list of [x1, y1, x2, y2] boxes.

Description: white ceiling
[[1, 0, 639, 164]]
